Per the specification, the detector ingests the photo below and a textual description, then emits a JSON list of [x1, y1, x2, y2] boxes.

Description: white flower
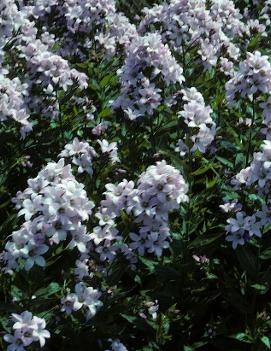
[[176, 87, 216, 155], [61, 293, 83, 314], [105, 339, 128, 351], [61, 283, 102, 320], [98, 139, 119, 163], [4, 312, 50, 350], [31, 316, 50, 347], [148, 300, 159, 320]]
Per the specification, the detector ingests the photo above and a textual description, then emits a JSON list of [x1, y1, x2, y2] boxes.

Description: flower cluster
[[4, 311, 50, 351], [2, 159, 94, 272], [138, 0, 246, 68], [0, 0, 26, 53], [90, 179, 134, 265], [226, 51, 271, 103], [91, 161, 188, 265], [234, 140, 271, 192], [64, 0, 115, 34], [136, 160, 189, 221], [130, 161, 188, 256], [224, 140, 271, 248], [96, 12, 138, 56], [21, 0, 136, 58], [59, 137, 119, 174], [114, 33, 185, 120], [224, 50, 271, 250], [22, 0, 59, 19], [61, 282, 102, 320], [175, 87, 216, 154], [0, 5, 89, 132], [260, 0, 271, 28], [18, 35, 88, 92], [225, 209, 266, 249], [59, 138, 97, 175], [0, 72, 31, 137]]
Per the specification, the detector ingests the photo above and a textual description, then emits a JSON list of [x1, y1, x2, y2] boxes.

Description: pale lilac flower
[[114, 33, 184, 120], [61, 283, 102, 320], [105, 339, 128, 351], [226, 51, 271, 103], [4, 311, 50, 350], [98, 139, 119, 163]]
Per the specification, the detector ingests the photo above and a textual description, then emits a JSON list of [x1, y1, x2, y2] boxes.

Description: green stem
[[182, 44, 186, 79], [245, 96, 256, 167], [57, 91, 65, 146], [84, 115, 88, 139], [150, 117, 156, 154]]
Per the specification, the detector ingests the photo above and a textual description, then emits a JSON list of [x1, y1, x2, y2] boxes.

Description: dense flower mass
[[64, 0, 116, 34], [226, 51, 271, 103], [0, 73, 31, 137], [114, 33, 185, 120], [2, 0, 271, 350], [0, 0, 26, 52], [136, 160, 189, 218], [2, 159, 94, 272], [138, 0, 247, 68], [92, 161, 188, 262]]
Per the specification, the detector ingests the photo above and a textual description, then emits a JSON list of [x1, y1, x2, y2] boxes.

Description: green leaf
[[99, 74, 114, 88], [215, 156, 234, 169], [206, 177, 218, 189], [188, 232, 223, 249], [154, 120, 178, 135], [184, 347, 193, 351], [250, 283, 268, 294], [98, 107, 112, 118], [260, 248, 271, 260], [230, 333, 253, 343], [247, 34, 261, 50], [261, 336, 271, 349], [192, 165, 212, 176], [34, 282, 61, 298], [139, 257, 158, 273], [160, 314, 170, 334], [120, 313, 137, 323]]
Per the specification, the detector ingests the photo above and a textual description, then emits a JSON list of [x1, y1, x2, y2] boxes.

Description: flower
[[61, 282, 103, 320], [97, 139, 119, 163], [225, 211, 263, 249], [4, 312, 50, 350]]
